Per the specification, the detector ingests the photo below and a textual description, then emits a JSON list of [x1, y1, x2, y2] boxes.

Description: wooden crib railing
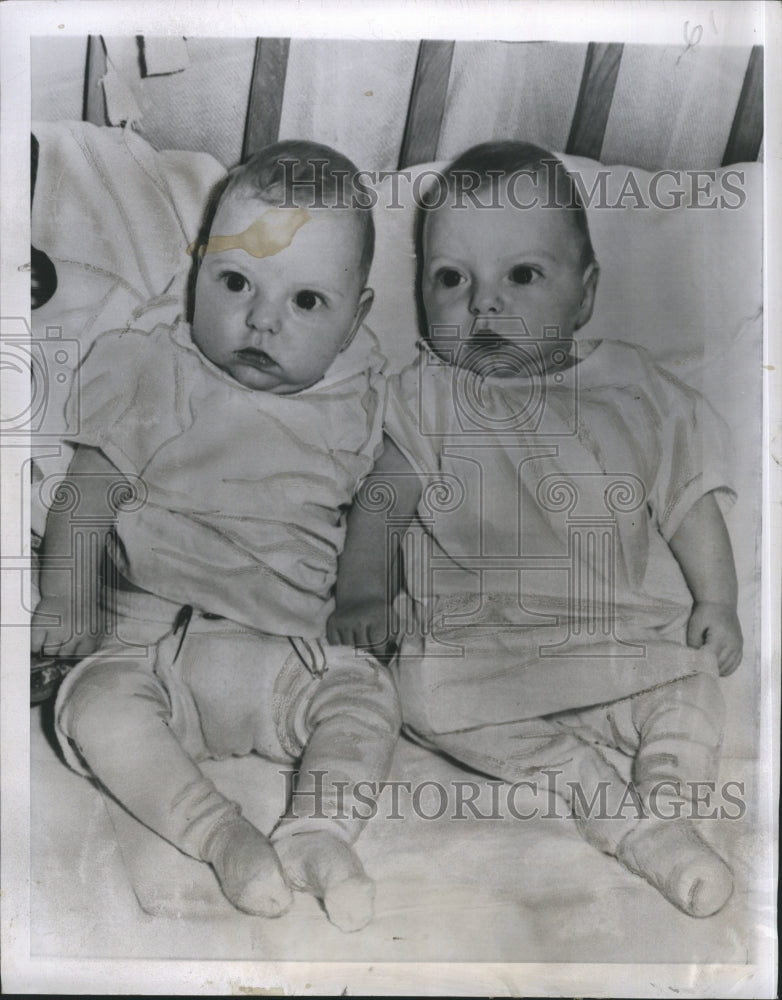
[[81, 36, 763, 170]]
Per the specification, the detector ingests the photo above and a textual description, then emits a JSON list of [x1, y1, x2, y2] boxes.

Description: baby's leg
[[271, 646, 401, 932], [57, 656, 291, 917], [409, 673, 732, 917], [610, 671, 733, 917], [628, 670, 726, 806], [420, 714, 635, 853]]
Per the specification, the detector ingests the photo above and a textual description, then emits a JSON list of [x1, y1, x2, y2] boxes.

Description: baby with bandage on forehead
[[33, 141, 400, 931]]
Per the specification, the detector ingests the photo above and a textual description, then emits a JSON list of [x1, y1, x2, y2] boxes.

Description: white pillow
[[31, 121, 225, 535]]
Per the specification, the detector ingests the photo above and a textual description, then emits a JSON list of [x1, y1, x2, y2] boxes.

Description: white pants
[[56, 588, 401, 860]]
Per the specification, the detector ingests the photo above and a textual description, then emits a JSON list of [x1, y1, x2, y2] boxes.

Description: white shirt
[[65, 317, 386, 637]]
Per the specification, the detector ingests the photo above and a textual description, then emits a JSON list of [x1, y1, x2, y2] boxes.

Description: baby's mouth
[[235, 347, 279, 371], [469, 329, 513, 353], [462, 328, 537, 378]]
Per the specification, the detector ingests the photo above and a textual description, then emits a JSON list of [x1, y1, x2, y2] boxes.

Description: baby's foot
[[615, 818, 734, 918], [274, 830, 375, 932], [203, 816, 292, 917]]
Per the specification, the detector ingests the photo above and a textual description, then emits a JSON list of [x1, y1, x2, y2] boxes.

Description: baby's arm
[[327, 435, 422, 653], [31, 445, 123, 659], [668, 491, 742, 676]]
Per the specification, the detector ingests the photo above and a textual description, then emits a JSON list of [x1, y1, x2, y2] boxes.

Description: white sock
[[203, 815, 292, 917], [615, 818, 734, 917], [274, 830, 375, 932]]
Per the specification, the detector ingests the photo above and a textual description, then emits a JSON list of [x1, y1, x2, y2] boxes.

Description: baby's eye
[[509, 265, 540, 286], [435, 268, 465, 289], [221, 271, 249, 293], [294, 290, 323, 311]]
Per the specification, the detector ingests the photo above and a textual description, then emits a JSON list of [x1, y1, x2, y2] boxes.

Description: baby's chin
[[231, 365, 325, 395], [214, 359, 288, 393], [429, 340, 570, 380]]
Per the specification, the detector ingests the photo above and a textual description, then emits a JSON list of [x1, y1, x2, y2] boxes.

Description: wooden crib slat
[[83, 35, 108, 125], [566, 42, 623, 161], [242, 37, 290, 161], [722, 45, 764, 165], [398, 40, 455, 169]]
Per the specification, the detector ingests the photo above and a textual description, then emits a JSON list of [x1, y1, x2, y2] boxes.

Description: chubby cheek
[[504, 286, 576, 334], [423, 288, 465, 331], [195, 303, 243, 355], [192, 302, 219, 351], [192, 292, 218, 342]]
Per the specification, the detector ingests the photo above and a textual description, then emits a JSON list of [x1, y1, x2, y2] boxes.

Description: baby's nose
[[468, 281, 503, 315], [246, 293, 281, 334]]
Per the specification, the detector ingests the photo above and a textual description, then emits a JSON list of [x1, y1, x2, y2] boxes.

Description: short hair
[[214, 140, 375, 283], [434, 140, 596, 270]]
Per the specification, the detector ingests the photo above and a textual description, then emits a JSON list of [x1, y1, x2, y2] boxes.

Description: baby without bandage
[[329, 140, 743, 918]]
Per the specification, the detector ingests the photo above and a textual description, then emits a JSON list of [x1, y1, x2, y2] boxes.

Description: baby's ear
[[574, 261, 599, 331], [341, 287, 374, 352]]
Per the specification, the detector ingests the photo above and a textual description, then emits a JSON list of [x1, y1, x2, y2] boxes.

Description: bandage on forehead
[[192, 207, 311, 259]]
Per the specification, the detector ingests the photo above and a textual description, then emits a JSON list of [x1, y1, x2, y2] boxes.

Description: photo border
[[1, 1, 778, 995]]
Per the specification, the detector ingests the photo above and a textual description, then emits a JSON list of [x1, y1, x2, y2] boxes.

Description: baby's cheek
[[427, 303, 463, 334], [422, 287, 447, 318]]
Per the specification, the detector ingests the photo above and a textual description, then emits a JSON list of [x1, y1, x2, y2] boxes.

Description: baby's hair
[[437, 140, 596, 270], [217, 140, 375, 283]]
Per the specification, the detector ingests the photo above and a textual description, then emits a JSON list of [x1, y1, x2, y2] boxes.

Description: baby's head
[[191, 141, 374, 393], [418, 141, 599, 377]]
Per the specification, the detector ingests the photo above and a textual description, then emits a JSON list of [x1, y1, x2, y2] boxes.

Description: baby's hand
[[686, 601, 743, 676], [326, 597, 395, 657], [31, 594, 101, 660]]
